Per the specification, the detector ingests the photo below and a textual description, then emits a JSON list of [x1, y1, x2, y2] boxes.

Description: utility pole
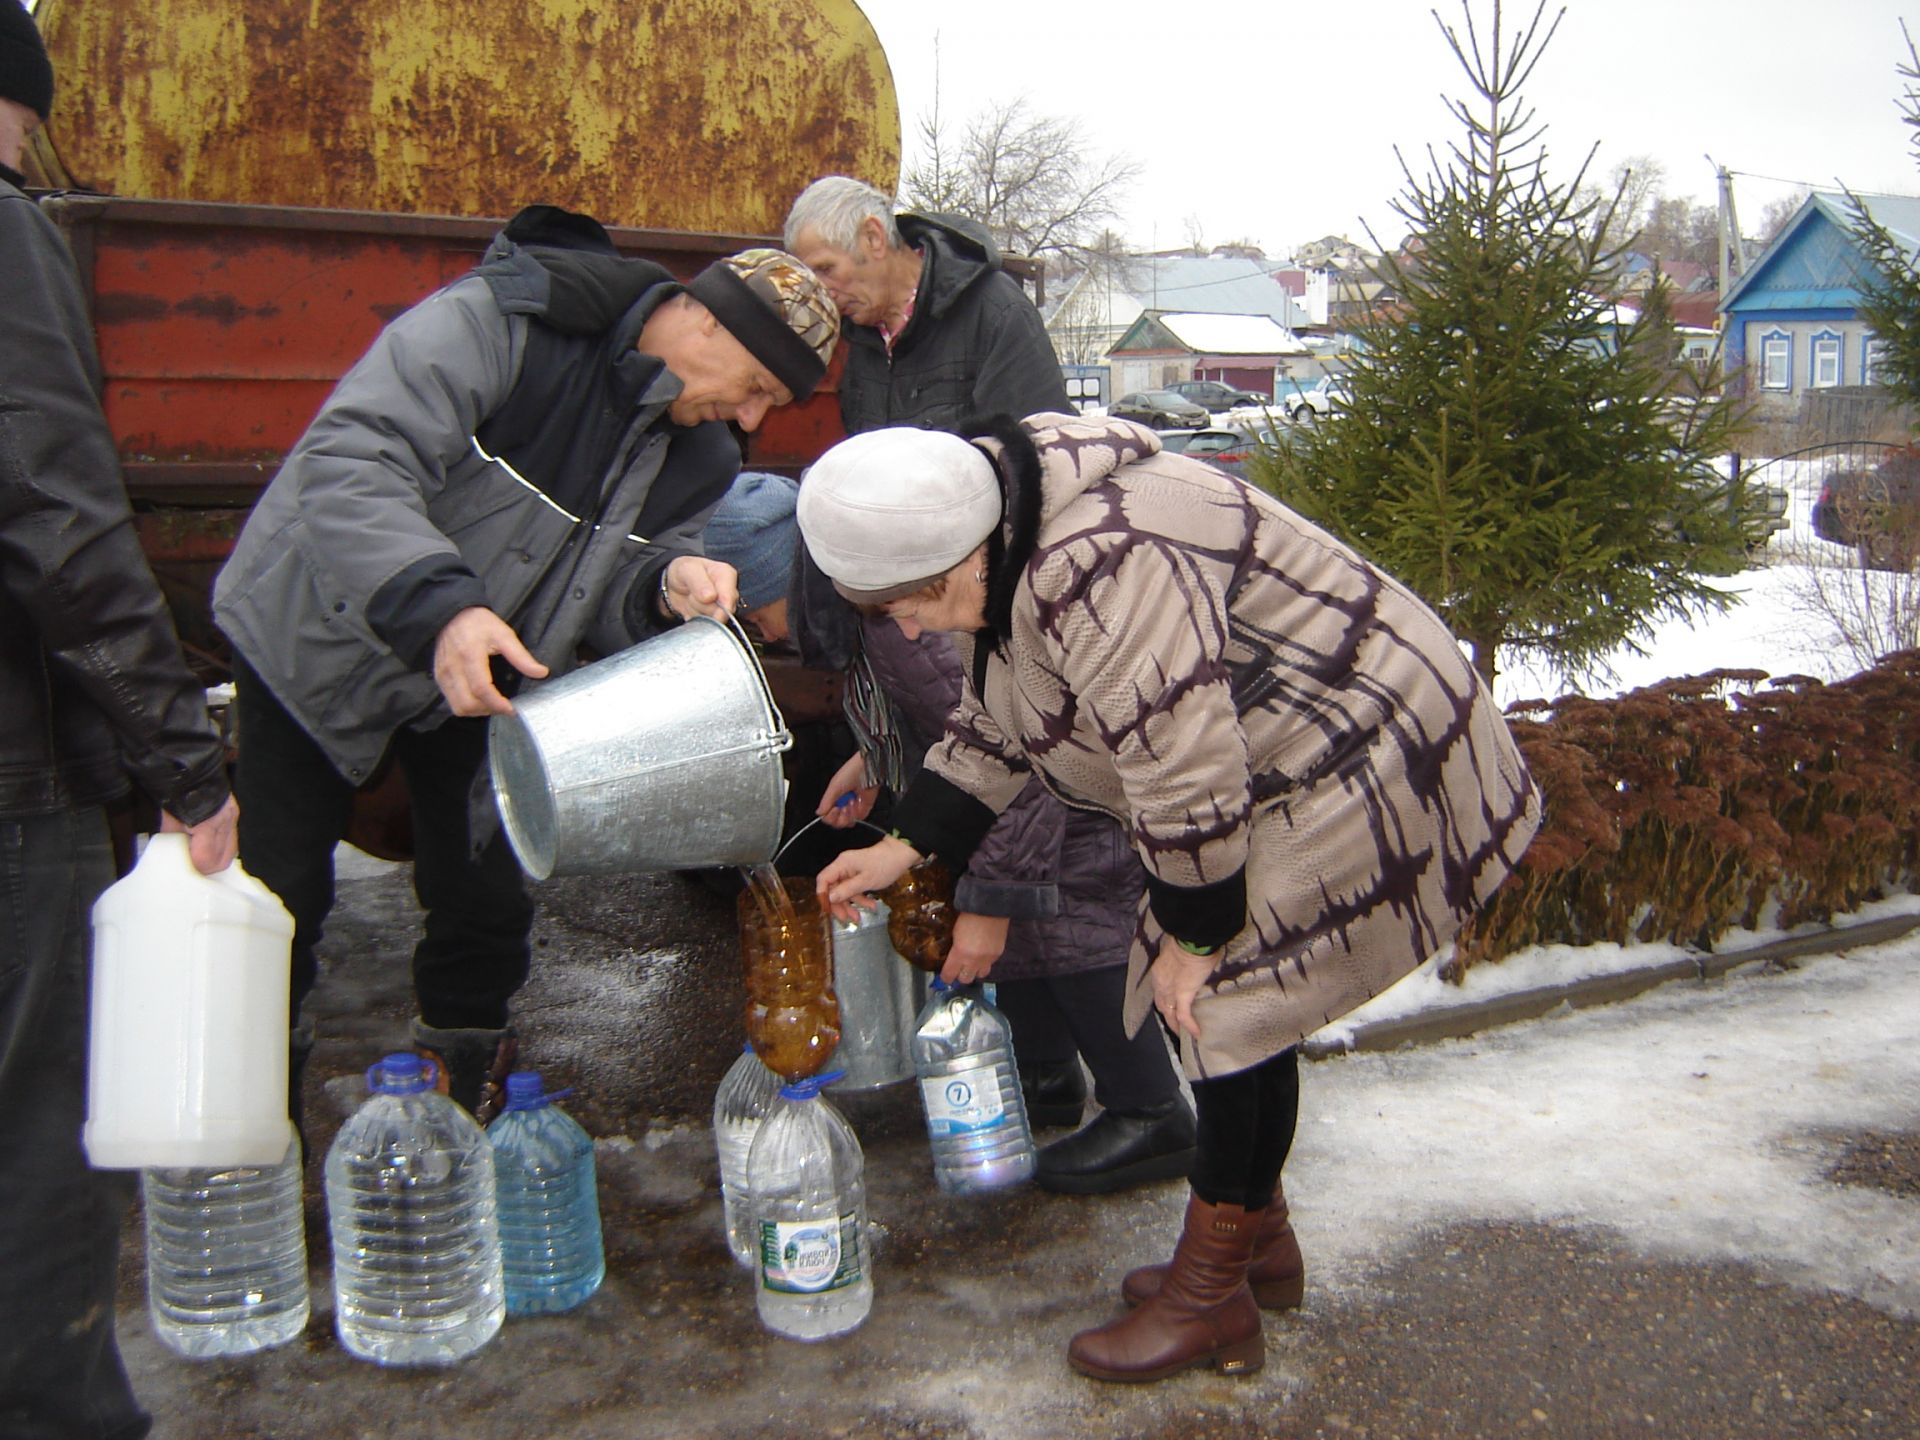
[[1711, 159, 1745, 302]]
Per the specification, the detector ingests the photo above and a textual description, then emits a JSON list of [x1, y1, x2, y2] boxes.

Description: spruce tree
[[1849, 22, 1920, 415], [1251, 0, 1754, 686]]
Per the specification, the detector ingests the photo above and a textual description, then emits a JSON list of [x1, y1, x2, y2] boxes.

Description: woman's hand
[[816, 836, 919, 922], [816, 753, 879, 827], [1152, 936, 1218, 1041], [940, 912, 1009, 986]]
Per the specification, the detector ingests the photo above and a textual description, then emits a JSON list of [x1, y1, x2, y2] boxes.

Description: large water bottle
[[324, 1053, 503, 1365], [746, 1072, 872, 1340], [489, 1071, 604, 1316], [712, 1044, 783, 1268], [142, 1130, 309, 1357], [911, 980, 1036, 1195], [86, 831, 294, 1169]]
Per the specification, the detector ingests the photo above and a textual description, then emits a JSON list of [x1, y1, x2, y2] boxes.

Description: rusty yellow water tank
[[35, 0, 900, 235]]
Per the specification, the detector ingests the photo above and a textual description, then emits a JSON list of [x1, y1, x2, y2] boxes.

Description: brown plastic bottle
[[881, 859, 956, 974], [737, 870, 841, 1081]]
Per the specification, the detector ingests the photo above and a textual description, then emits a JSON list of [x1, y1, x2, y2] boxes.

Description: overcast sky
[[853, 0, 1920, 258]]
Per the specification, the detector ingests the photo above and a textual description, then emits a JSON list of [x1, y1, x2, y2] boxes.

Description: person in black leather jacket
[[0, 7, 238, 1435]]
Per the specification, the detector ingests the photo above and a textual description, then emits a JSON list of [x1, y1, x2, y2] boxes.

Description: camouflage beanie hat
[[687, 247, 840, 400]]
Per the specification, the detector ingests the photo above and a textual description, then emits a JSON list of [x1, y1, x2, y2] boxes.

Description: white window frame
[[1809, 330, 1842, 389], [1759, 330, 1792, 391], [1864, 335, 1888, 387]]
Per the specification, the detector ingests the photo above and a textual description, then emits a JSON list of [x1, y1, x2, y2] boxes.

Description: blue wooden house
[[1720, 190, 1920, 419]]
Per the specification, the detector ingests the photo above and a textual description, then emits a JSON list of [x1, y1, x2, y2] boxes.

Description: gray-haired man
[[784, 174, 1069, 435]]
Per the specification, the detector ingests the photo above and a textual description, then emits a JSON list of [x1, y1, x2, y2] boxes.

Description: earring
[[974, 568, 986, 583]]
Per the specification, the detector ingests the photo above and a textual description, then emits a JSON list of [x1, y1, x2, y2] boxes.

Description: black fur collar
[[958, 413, 1044, 686]]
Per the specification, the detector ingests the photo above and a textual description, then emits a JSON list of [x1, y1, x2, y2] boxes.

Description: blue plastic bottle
[[489, 1071, 605, 1316]]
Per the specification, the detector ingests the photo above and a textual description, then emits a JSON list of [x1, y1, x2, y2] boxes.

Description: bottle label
[[760, 1212, 862, 1294], [920, 1063, 1007, 1136]]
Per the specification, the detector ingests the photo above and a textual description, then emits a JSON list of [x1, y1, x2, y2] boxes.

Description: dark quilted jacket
[[861, 615, 1141, 981]]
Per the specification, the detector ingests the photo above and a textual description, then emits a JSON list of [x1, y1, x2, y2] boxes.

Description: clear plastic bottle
[[488, 1071, 604, 1316], [142, 1130, 309, 1357], [712, 1043, 783, 1268], [747, 1071, 872, 1340], [323, 1052, 503, 1365], [911, 980, 1036, 1195]]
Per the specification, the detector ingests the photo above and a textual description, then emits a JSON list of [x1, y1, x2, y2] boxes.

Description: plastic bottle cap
[[778, 1068, 847, 1102], [501, 1070, 575, 1113], [366, 1052, 434, 1095]]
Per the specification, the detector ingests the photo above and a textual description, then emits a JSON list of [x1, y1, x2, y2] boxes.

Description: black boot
[[288, 1016, 315, 1163], [1021, 1059, 1090, 1129], [1036, 1097, 1197, 1195], [410, 1017, 518, 1125]]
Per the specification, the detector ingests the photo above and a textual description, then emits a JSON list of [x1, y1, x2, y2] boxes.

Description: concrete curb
[[1303, 910, 1920, 1060]]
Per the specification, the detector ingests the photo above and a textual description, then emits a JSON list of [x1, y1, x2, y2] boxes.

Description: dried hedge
[[1452, 649, 1920, 975]]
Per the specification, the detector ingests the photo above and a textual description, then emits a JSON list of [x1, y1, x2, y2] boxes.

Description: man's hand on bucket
[[661, 555, 740, 622], [433, 606, 549, 717]]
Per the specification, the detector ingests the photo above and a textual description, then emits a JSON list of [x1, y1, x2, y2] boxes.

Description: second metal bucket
[[829, 898, 917, 1090], [489, 616, 792, 879]]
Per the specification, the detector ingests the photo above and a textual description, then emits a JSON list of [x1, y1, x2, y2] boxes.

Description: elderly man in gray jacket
[[214, 205, 837, 1119]]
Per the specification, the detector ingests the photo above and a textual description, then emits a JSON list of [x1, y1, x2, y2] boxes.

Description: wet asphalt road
[[111, 860, 1920, 1440]]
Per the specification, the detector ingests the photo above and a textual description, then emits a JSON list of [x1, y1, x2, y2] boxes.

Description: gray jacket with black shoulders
[[213, 209, 741, 783]]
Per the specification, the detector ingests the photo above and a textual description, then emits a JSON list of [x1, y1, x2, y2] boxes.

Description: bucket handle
[[773, 812, 889, 866], [717, 609, 793, 756]]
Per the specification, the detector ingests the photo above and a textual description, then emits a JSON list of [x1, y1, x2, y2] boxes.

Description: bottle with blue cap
[[911, 979, 1036, 1194], [713, 1042, 783, 1267], [323, 1052, 503, 1365], [745, 1069, 871, 1340], [489, 1070, 604, 1315]]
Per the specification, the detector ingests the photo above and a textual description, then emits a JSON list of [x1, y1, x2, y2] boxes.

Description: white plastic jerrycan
[[84, 832, 296, 1169]]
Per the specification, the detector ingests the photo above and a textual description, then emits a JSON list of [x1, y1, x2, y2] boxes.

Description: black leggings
[[1189, 1047, 1299, 1210], [994, 966, 1184, 1114]]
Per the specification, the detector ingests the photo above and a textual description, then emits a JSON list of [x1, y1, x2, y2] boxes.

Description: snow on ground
[[1292, 933, 1920, 1317]]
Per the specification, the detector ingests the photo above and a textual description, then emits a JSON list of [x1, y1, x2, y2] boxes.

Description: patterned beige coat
[[917, 413, 1542, 1081]]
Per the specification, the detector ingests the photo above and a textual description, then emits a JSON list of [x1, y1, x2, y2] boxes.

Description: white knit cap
[[796, 428, 1003, 602]]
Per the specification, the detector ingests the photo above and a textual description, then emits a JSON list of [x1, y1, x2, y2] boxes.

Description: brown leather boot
[[1121, 1183, 1304, 1311], [1067, 1193, 1264, 1383]]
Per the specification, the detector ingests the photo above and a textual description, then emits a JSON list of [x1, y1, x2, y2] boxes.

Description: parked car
[[1279, 375, 1348, 423], [1167, 379, 1269, 414], [1158, 424, 1298, 479], [1811, 447, 1920, 570], [1111, 389, 1211, 430]]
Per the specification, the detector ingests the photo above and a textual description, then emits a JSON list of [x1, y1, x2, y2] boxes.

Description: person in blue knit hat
[[705, 471, 802, 646]]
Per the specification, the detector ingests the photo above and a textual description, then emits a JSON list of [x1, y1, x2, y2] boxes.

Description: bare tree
[[1756, 189, 1810, 247], [903, 95, 1140, 263], [1574, 155, 1666, 254], [1047, 228, 1138, 366], [1783, 540, 1920, 672]]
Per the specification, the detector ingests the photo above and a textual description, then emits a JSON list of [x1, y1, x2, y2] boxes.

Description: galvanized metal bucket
[[827, 897, 918, 1090], [777, 816, 916, 1090], [489, 616, 792, 880]]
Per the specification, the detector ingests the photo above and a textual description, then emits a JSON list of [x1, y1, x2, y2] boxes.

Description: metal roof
[[1720, 190, 1920, 314]]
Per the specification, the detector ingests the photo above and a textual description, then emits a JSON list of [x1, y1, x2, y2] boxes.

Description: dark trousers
[[0, 807, 149, 1440], [1191, 1047, 1300, 1211], [996, 965, 1184, 1115], [233, 659, 535, 1030]]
